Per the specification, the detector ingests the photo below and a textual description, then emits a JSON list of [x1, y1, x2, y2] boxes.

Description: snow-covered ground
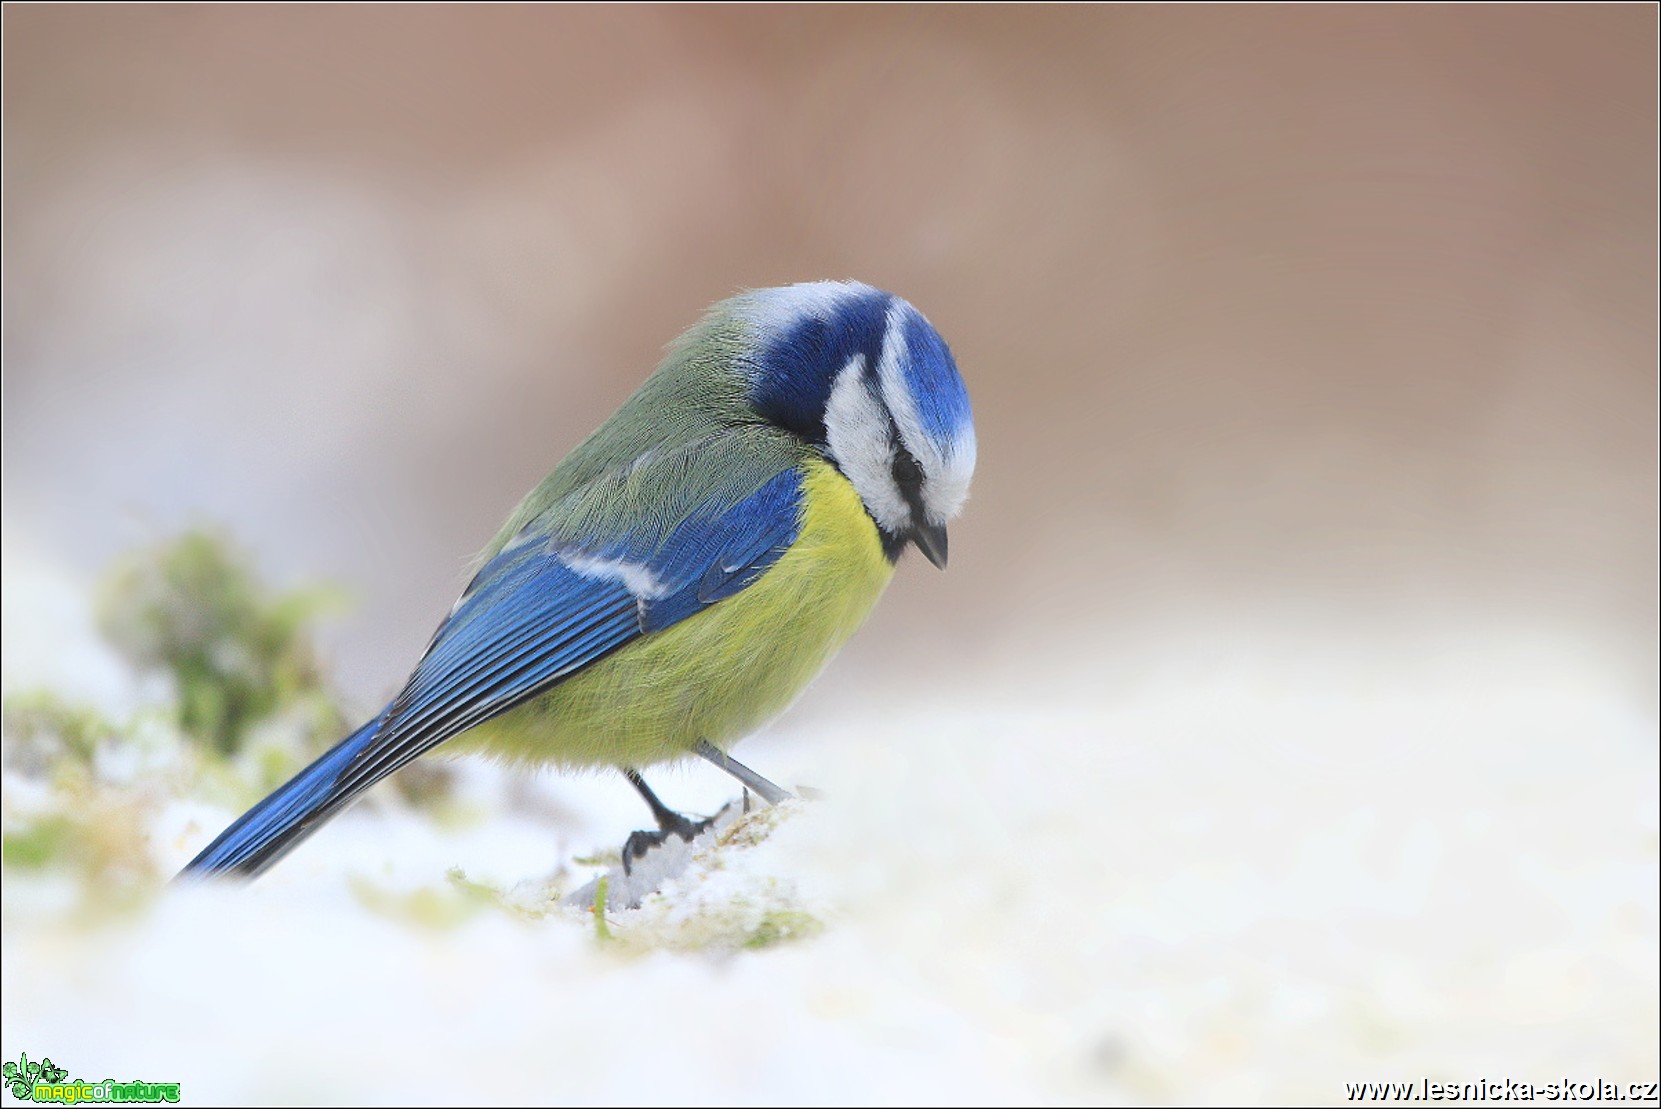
[[3, 550, 1657, 1105]]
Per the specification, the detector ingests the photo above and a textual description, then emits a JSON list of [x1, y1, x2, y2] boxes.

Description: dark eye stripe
[[891, 446, 924, 489]]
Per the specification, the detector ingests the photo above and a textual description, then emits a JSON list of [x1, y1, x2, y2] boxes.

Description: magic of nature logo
[[4, 1053, 180, 1104]]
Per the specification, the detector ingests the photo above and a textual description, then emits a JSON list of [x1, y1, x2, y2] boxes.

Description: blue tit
[[178, 281, 976, 880]]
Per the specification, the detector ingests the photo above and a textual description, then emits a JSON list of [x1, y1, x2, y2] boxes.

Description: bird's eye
[[891, 447, 924, 489]]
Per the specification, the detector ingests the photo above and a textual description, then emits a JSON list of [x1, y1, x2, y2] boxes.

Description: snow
[[2, 548, 1656, 1104]]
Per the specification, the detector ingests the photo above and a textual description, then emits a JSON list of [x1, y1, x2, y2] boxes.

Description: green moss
[[348, 875, 491, 931], [440, 866, 548, 920], [743, 908, 824, 950], [95, 528, 347, 757], [2, 817, 77, 869], [2, 796, 163, 919], [2, 690, 117, 776], [83, 528, 459, 812], [442, 866, 499, 900]]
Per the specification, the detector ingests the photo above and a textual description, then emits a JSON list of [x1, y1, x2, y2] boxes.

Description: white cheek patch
[[823, 355, 909, 534], [875, 302, 976, 525], [927, 425, 977, 523], [556, 551, 668, 600]]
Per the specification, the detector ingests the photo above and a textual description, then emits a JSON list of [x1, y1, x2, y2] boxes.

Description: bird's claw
[[620, 813, 715, 876]]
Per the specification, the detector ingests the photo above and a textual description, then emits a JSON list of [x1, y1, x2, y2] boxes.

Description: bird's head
[[732, 281, 976, 568]]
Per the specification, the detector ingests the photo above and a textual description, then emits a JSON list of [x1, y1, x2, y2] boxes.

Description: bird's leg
[[625, 770, 708, 838], [620, 769, 715, 875], [694, 739, 793, 805], [617, 749, 790, 875]]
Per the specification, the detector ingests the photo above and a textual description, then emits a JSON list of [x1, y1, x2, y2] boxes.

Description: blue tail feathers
[[177, 711, 389, 880]]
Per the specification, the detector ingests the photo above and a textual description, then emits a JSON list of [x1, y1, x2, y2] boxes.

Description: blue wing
[[178, 464, 804, 879], [347, 465, 804, 785]]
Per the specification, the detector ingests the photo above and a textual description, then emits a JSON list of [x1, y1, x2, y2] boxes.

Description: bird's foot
[[567, 800, 740, 911], [620, 810, 716, 876]]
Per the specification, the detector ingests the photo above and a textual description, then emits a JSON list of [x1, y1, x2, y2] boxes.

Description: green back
[[481, 312, 808, 562]]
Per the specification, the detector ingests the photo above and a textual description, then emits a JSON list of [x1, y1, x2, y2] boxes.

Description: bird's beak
[[911, 521, 949, 570]]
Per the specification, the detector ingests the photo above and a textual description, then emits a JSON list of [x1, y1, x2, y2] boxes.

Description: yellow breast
[[450, 458, 895, 770]]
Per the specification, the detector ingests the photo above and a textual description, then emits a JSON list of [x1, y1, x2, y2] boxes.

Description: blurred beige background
[[4, 5, 1654, 715]]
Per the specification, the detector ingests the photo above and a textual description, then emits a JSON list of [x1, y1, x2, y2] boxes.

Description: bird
[[177, 280, 976, 880]]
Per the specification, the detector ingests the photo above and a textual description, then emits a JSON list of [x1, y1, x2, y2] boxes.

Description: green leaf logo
[[5, 1052, 33, 1100], [4, 1052, 71, 1099]]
